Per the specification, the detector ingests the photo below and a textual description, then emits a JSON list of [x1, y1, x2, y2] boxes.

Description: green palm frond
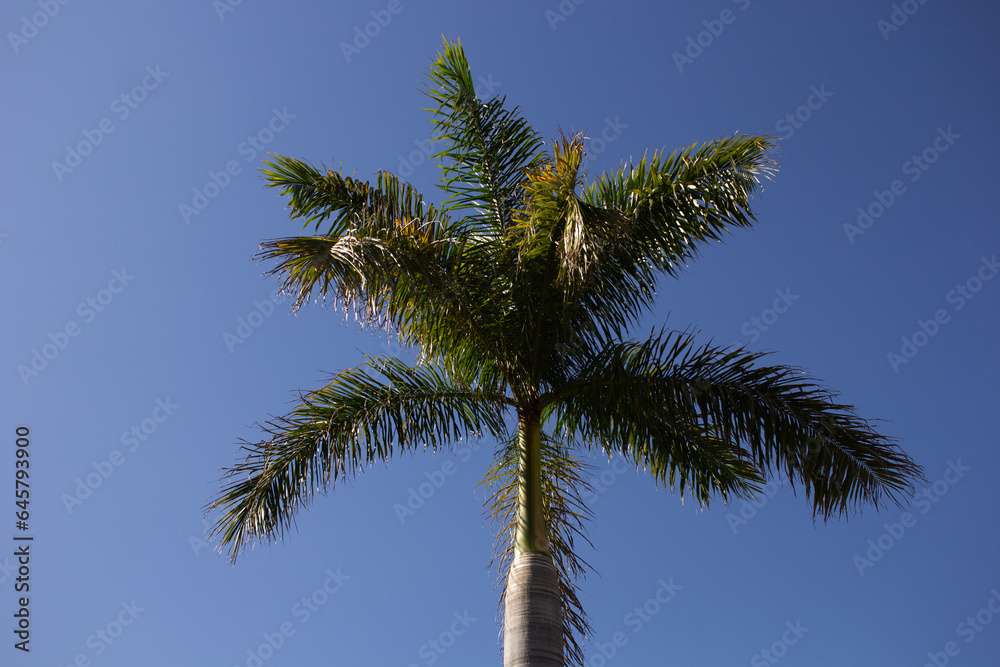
[[584, 134, 777, 280], [258, 157, 457, 309], [424, 37, 548, 232], [510, 134, 778, 388], [258, 158, 520, 383], [208, 356, 509, 562], [262, 155, 451, 236], [482, 433, 595, 667], [569, 135, 776, 338], [514, 132, 630, 292], [549, 328, 924, 517]]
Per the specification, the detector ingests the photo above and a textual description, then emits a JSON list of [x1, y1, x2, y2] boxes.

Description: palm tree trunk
[[504, 551, 562, 666], [504, 411, 562, 667]]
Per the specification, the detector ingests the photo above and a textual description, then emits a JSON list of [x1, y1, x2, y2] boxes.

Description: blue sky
[[2, 1, 998, 665]]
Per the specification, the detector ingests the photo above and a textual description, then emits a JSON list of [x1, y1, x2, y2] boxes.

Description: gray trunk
[[504, 550, 563, 667]]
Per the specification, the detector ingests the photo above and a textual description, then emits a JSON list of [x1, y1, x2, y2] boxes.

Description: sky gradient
[[2, 1, 999, 665]]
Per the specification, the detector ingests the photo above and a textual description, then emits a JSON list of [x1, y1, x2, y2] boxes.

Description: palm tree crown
[[208, 38, 923, 666]]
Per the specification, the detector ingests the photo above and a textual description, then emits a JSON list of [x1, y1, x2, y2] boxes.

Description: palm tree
[[208, 38, 923, 666]]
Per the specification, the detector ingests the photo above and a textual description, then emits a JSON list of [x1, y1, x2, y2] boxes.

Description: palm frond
[[259, 156, 457, 310], [257, 158, 522, 386], [548, 328, 924, 517], [584, 135, 777, 278], [561, 135, 776, 340], [262, 155, 449, 235], [514, 132, 631, 290], [509, 135, 778, 391], [208, 356, 509, 562], [424, 37, 547, 233]]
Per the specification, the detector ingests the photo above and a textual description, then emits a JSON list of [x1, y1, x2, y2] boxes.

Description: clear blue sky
[[2, 1, 998, 665]]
